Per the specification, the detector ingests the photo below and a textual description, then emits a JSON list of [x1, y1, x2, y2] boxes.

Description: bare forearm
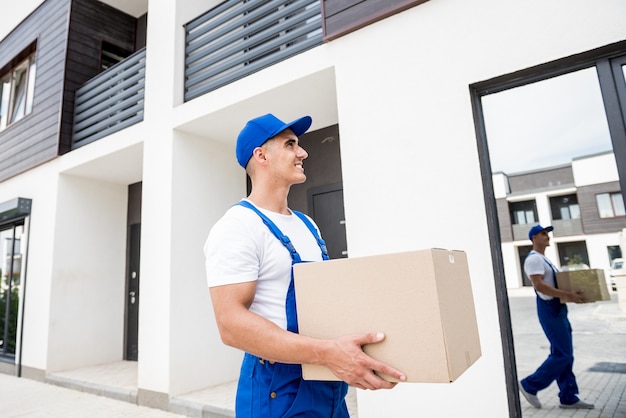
[[530, 277, 585, 302], [216, 308, 328, 365]]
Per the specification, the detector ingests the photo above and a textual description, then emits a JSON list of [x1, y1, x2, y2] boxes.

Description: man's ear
[[251, 146, 268, 165]]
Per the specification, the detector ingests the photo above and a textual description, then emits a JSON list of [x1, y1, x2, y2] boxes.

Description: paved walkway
[[0, 289, 624, 417], [509, 288, 626, 418], [0, 372, 184, 417]]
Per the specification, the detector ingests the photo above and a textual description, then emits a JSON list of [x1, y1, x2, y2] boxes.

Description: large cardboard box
[[293, 248, 481, 383], [556, 269, 611, 303]]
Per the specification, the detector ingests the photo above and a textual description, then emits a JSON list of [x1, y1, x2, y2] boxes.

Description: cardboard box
[[293, 248, 481, 383], [556, 269, 611, 303]]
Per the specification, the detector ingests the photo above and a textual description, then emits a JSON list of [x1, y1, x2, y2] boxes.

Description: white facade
[[2, 0, 626, 417]]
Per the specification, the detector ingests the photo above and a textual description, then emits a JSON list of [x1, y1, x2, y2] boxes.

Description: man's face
[[533, 230, 551, 246], [262, 129, 309, 185]]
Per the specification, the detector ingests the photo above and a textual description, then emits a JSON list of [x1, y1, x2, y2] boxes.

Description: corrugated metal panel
[[72, 47, 146, 148], [184, 0, 322, 101]]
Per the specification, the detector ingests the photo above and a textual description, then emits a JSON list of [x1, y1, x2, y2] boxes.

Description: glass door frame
[[470, 40, 626, 417], [0, 221, 24, 361], [0, 197, 31, 376]]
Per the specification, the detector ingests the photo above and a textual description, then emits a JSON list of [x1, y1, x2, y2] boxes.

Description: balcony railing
[[72, 47, 146, 149], [551, 219, 584, 237], [184, 0, 322, 102], [512, 219, 584, 241]]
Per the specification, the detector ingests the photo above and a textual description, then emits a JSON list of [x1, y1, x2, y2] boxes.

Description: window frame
[[0, 46, 37, 132], [509, 200, 537, 225], [550, 194, 580, 220], [596, 191, 626, 218]]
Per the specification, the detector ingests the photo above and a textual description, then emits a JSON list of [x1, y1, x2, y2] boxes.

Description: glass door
[[0, 222, 24, 361]]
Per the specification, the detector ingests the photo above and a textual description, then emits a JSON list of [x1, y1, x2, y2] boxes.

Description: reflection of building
[[494, 151, 626, 288]]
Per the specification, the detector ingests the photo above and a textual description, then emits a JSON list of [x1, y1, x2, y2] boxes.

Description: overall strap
[[235, 200, 327, 333], [292, 210, 329, 260], [236, 200, 301, 262]]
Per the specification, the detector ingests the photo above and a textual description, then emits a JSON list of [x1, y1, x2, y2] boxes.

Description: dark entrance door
[[308, 183, 347, 259], [125, 223, 140, 360]]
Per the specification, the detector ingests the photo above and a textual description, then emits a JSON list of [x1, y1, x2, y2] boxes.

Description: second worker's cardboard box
[[293, 248, 482, 383], [556, 269, 611, 303]]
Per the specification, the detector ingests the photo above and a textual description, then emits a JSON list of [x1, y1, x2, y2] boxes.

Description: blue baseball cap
[[528, 224, 554, 241], [235, 113, 312, 168]]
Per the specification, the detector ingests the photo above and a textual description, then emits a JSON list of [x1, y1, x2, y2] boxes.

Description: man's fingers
[[352, 331, 386, 346], [352, 333, 407, 383]]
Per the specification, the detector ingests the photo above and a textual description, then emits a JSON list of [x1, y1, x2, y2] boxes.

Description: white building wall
[[502, 242, 523, 288], [325, 6, 506, 411], [169, 131, 245, 395], [492, 173, 510, 199], [573, 152, 620, 186], [586, 233, 621, 276], [0, 165, 58, 373], [47, 174, 127, 372], [136, 0, 178, 396]]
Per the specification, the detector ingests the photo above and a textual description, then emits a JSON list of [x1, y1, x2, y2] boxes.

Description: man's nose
[[298, 146, 308, 159]]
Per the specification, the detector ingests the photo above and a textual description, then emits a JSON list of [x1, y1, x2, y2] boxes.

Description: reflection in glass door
[[472, 46, 626, 418], [482, 67, 613, 176], [0, 223, 24, 361], [481, 67, 621, 283]]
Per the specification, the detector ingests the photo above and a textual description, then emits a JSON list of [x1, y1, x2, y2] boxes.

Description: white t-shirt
[[524, 251, 557, 300], [204, 200, 324, 330]]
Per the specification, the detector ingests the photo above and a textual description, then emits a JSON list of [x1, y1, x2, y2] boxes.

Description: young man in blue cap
[[518, 224, 594, 410], [204, 114, 406, 417]]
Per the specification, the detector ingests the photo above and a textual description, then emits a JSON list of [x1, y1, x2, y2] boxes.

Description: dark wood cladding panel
[[0, 0, 71, 182], [577, 181, 626, 234], [323, 0, 429, 41], [507, 165, 574, 194], [60, 0, 137, 153], [496, 197, 514, 242]]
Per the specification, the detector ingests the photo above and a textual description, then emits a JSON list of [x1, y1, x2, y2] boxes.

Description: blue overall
[[521, 253, 580, 405], [235, 200, 349, 417]]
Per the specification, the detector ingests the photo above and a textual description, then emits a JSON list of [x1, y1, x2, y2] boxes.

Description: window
[[596, 192, 625, 218], [557, 241, 589, 267], [509, 200, 536, 225], [550, 194, 580, 220], [607, 245, 622, 262], [0, 51, 36, 131], [100, 41, 131, 72]]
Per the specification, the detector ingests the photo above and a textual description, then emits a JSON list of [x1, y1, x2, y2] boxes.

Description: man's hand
[[566, 290, 587, 303], [320, 332, 406, 390]]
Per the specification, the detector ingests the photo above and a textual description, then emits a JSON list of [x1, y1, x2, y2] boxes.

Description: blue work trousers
[[521, 297, 580, 404], [236, 353, 349, 417]]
